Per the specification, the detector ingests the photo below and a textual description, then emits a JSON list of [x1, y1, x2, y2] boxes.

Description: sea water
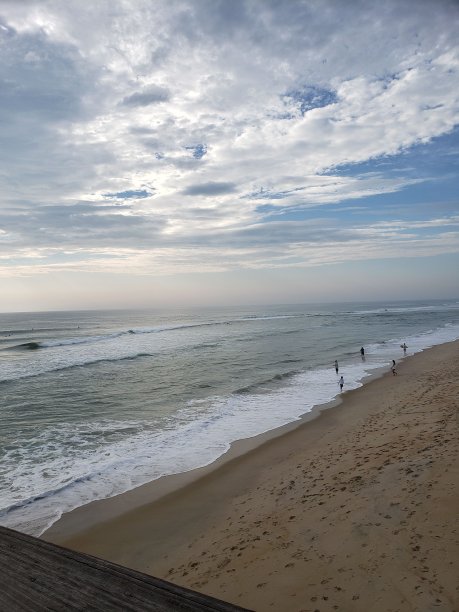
[[1, 300, 458, 536]]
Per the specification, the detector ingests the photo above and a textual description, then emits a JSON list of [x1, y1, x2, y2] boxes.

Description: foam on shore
[[43, 341, 459, 611]]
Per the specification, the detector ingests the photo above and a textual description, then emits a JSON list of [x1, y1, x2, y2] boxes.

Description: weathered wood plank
[[0, 527, 250, 611]]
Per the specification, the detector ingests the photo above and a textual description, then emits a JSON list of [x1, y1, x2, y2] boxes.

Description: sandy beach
[[45, 341, 459, 612]]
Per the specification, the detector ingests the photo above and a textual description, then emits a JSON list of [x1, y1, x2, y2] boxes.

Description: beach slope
[[47, 341, 459, 612]]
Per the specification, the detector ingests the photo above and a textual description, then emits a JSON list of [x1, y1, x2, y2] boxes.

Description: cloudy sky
[[1, 0, 458, 311]]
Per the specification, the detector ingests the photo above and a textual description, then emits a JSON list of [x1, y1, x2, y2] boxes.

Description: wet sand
[[45, 341, 459, 611]]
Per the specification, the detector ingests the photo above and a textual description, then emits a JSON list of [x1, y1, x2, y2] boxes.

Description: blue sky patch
[[320, 127, 459, 179], [283, 86, 338, 115], [104, 189, 152, 199], [185, 144, 207, 159]]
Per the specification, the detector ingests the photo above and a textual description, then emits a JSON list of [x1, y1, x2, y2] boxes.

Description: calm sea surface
[[1, 300, 458, 536]]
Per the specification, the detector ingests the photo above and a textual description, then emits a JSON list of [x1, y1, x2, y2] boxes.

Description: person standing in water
[[339, 375, 344, 391], [360, 346, 365, 357], [334, 360, 339, 374], [401, 342, 407, 353]]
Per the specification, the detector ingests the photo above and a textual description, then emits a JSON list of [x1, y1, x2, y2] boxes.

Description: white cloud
[[0, 0, 458, 281]]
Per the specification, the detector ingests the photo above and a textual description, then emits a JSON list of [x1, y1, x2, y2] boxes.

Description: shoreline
[[43, 362, 390, 541], [44, 341, 459, 611]]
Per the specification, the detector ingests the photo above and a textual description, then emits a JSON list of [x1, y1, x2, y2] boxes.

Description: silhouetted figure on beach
[[339, 375, 344, 391], [334, 360, 339, 374], [391, 359, 397, 375]]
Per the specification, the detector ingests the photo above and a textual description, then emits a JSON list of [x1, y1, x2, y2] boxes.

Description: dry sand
[[45, 341, 459, 611]]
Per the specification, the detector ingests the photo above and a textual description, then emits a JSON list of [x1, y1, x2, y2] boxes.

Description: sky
[[1, 0, 458, 312]]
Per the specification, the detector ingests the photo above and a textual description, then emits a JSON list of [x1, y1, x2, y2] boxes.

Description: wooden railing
[[0, 526, 251, 611]]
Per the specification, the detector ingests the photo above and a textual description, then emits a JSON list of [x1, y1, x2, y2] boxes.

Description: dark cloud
[[194, 0, 250, 39], [0, 14, 110, 204], [0, 23, 97, 123], [200, 219, 359, 248], [129, 126, 157, 135], [140, 138, 163, 150], [121, 85, 170, 107], [182, 182, 237, 196], [0, 203, 165, 251]]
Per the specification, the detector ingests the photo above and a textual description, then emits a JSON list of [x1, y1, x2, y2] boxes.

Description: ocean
[[1, 300, 459, 537]]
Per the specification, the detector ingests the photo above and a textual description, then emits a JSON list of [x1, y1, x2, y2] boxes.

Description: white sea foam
[[2, 319, 459, 536]]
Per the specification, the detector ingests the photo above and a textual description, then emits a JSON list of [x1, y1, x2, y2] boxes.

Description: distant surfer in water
[[334, 359, 339, 374], [360, 346, 365, 360], [339, 375, 344, 391], [401, 342, 407, 353]]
